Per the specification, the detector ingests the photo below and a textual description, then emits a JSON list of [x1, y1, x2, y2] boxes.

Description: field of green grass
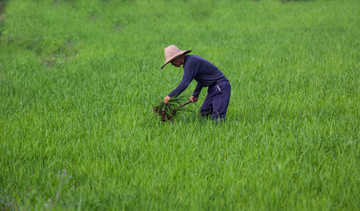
[[1, 0, 360, 209]]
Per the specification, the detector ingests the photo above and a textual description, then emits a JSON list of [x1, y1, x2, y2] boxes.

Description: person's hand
[[164, 96, 171, 104], [190, 96, 198, 102]]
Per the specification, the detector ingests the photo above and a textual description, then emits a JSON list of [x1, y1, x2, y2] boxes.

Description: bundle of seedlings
[[153, 96, 192, 123]]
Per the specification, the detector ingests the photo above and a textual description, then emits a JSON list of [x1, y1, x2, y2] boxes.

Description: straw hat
[[161, 45, 192, 69]]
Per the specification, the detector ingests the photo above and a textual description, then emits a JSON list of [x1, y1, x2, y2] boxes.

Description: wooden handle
[[175, 100, 192, 110]]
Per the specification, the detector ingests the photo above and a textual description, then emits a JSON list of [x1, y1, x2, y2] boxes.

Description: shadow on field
[[0, 0, 6, 13], [0, 0, 77, 68], [0, 0, 7, 33]]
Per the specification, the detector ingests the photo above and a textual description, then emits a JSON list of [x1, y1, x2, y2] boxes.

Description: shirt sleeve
[[168, 61, 199, 98], [192, 83, 203, 98]]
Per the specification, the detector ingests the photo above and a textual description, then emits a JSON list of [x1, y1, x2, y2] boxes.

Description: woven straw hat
[[161, 45, 191, 69]]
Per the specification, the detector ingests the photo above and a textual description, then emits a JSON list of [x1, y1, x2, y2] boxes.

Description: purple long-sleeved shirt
[[168, 55, 226, 98]]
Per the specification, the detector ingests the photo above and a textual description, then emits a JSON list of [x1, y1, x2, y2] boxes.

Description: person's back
[[184, 55, 226, 88]]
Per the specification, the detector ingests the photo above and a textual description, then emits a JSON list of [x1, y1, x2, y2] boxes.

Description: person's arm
[[168, 77, 192, 98], [168, 61, 198, 98], [192, 82, 203, 98]]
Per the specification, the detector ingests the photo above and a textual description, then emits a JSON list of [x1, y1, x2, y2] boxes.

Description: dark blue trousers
[[200, 80, 231, 120]]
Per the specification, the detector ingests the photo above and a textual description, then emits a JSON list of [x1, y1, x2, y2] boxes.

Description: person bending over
[[161, 45, 231, 121]]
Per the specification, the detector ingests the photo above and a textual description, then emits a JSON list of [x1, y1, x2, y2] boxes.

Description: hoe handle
[[175, 100, 192, 110]]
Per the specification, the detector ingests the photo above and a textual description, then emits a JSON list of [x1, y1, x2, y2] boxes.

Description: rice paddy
[[0, 0, 359, 210]]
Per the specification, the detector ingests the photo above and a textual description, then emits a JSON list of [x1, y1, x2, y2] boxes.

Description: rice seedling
[[153, 96, 193, 123]]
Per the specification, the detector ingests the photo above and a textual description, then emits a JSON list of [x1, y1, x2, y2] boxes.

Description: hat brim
[[161, 50, 192, 69]]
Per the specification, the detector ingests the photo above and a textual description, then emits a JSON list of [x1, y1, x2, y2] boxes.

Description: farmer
[[161, 45, 231, 121]]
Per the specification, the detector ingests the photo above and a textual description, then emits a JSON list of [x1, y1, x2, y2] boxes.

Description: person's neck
[[180, 55, 186, 66]]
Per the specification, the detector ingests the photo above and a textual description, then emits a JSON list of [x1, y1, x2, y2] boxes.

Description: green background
[[1, 0, 359, 209]]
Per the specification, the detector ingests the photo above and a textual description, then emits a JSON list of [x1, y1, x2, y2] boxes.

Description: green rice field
[[1, 0, 359, 209]]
